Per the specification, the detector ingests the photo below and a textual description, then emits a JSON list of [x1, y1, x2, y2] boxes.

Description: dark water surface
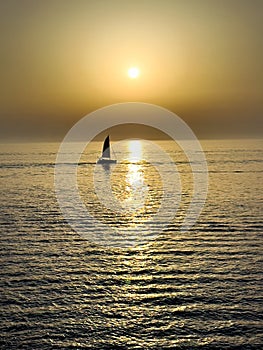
[[0, 140, 262, 349]]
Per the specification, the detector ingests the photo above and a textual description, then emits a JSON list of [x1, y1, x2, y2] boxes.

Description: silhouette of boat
[[97, 135, 117, 164]]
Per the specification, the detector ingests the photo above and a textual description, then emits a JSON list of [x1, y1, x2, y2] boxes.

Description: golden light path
[[124, 140, 146, 211], [128, 140, 142, 161]]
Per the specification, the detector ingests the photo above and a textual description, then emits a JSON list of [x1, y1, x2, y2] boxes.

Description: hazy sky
[[0, 0, 262, 140]]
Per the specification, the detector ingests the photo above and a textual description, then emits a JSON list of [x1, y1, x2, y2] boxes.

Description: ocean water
[[0, 139, 262, 349]]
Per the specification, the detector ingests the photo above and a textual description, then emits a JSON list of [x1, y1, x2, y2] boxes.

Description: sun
[[128, 67, 140, 79]]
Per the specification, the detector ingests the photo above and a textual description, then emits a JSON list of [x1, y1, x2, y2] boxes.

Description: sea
[[0, 139, 262, 349]]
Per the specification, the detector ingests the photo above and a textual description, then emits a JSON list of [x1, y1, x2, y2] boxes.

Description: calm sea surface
[[0, 140, 262, 349]]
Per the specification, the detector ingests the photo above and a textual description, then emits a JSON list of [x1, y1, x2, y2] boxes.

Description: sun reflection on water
[[123, 141, 147, 212], [128, 140, 142, 162]]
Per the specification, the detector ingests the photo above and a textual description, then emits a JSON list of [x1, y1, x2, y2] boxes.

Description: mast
[[102, 135, 110, 158]]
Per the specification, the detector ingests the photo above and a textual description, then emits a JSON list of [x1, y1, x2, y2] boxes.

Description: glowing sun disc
[[128, 67, 140, 79]]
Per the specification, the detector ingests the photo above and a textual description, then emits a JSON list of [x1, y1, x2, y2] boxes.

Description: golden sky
[[0, 0, 262, 139]]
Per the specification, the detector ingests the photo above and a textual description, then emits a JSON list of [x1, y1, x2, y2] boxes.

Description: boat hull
[[97, 158, 117, 164]]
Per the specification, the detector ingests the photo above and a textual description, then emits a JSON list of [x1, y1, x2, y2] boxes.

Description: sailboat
[[97, 135, 117, 164]]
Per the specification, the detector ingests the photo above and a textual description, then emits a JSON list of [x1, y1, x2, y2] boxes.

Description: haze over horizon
[[0, 0, 262, 141]]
